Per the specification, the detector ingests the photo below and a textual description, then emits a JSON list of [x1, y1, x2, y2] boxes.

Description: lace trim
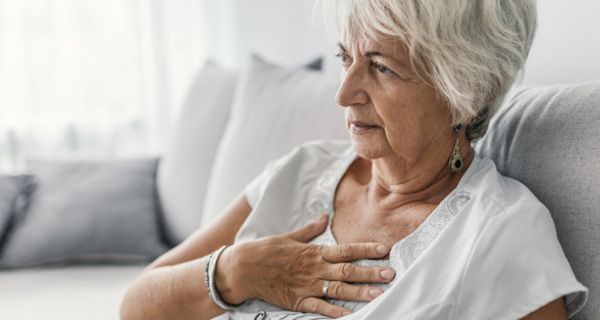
[[391, 191, 471, 273], [305, 155, 350, 220], [304, 149, 354, 246], [304, 150, 473, 277]]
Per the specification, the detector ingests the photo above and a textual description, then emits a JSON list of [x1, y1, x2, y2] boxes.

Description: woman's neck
[[362, 138, 474, 213]]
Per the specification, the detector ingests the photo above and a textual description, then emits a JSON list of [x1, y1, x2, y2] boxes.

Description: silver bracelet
[[205, 245, 244, 310]]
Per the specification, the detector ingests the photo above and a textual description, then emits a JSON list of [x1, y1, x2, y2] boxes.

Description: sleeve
[[454, 201, 589, 319], [244, 161, 275, 209], [243, 146, 300, 209]]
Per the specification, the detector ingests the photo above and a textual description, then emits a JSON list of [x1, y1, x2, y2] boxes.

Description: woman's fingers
[[284, 214, 328, 243], [322, 242, 390, 262], [323, 263, 395, 283], [325, 281, 384, 301], [249, 219, 395, 314], [295, 297, 352, 318]]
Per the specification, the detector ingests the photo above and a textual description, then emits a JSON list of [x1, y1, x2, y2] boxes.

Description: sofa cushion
[[0, 265, 144, 320], [0, 176, 27, 251], [157, 58, 323, 245], [475, 82, 600, 319], [157, 61, 238, 245], [201, 55, 347, 224], [0, 158, 168, 268]]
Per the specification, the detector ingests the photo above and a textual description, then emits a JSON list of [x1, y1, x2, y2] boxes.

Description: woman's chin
[[350, 138, 385, 160]]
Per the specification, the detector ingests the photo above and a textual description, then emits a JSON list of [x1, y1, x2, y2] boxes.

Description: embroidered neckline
[[304, 143, 473, 276]]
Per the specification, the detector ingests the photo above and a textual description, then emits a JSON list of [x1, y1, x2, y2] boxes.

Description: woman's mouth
[[350, 121, 379, 135]]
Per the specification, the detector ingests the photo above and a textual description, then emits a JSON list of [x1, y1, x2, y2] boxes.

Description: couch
[[0, 55, 597, 319]]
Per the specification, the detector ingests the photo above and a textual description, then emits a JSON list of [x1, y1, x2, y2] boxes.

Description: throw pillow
[[201, 55, 348, 224], [157, 57, 323, 245], [157, 61, 238, 245], [0, 176, 27, 252], [0, 158, 168, 268]]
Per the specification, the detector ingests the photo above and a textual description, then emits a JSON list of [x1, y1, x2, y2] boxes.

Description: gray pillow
[[157, 61, 238, 246], [201, 55, 347, 224], [475, 82, 600, 320], [0, 175, 27, 251], [0, 158, 168, 268], [158, 57, 324, 246], [305, 57, 323, 71]]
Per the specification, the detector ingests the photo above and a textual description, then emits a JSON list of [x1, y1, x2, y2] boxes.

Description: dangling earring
[[448, 124, 464, 173]]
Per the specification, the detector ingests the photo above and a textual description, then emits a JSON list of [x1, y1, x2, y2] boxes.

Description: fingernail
[[369, 288, 383, 298], [380, 269, 395, 280], [343, 311, 352, 316], [376, 245, 387, 255]]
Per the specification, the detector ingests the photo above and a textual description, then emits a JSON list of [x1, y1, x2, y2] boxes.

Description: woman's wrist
[[213, 244, 250, 305]]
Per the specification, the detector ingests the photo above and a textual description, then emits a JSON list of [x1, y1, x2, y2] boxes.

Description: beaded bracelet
[[205, 245, 244, 310]]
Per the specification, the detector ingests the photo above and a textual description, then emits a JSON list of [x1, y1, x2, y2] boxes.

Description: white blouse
[[220, 140, 588, 320]]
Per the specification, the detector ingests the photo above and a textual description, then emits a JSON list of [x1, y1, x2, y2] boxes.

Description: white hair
[[320, 0, 537, 140]]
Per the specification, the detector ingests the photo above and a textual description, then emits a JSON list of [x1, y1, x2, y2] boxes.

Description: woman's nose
[[335, 67, 369, 108]]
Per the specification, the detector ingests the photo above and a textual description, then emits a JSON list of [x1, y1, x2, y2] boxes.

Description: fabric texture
[[230, 140, 587, 320], [157, 61, 238, 245], [201, 55, 347, 225], [0, 158, 168, 268], [475, 82, 600, 320], [0, 176, 27, 252]]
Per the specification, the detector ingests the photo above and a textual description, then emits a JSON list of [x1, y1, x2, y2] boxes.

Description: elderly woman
[[121, 0, 588, 319]]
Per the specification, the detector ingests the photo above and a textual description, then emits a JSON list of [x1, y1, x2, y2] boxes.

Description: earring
[[448, 124, 464, 173]]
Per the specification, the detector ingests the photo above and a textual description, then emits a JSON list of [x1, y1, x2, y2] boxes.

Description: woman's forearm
[[120, 215, 393, 319], [120, 256, 225, 320]]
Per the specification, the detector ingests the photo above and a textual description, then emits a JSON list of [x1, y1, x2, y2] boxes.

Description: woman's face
[[336, 37, 454, 167]]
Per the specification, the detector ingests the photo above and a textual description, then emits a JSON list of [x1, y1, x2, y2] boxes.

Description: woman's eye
[[371, 61, 393, 75], [334, 53, 350, 65]]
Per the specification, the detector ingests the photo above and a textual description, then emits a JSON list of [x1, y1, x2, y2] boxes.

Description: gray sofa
[[476, 82, 600, 319], [0, 55, 597, 319]]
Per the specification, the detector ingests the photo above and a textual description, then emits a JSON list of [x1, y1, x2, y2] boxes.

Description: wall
[[203, 0, 600, 85], [522, 0, 600, 85], [202, 0, 332, 69]]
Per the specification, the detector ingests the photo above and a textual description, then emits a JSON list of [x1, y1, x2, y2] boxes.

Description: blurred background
[[0, 0, 598, 172], [0, 1, 598, 319]]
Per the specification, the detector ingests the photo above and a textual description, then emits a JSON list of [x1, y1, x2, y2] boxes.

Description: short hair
[[321, 0, 537, 141]]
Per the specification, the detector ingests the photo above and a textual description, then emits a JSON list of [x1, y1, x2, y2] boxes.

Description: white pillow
[[201, 56, 348, 224], [157, 61, 238, 245]]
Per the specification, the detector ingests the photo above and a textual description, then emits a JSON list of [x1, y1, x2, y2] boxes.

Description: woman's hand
[[214, 214, 395, 318]]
